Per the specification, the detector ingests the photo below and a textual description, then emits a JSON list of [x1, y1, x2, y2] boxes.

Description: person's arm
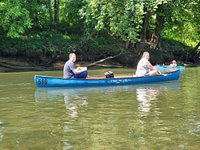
[[147, 62, 161, 75], [147, 62, 156, 71]]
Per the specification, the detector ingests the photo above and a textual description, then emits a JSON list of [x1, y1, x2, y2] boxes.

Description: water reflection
[[63, 92, 87, 119], [34, 82, 180, 149], [35, 81, 180, 116], [136, 81, 180, 114], [35, 86, 123, 101], [35, 88, 89, 119], [136, 88, 160, 113], [0, 121, 4, 141], [35, 86, 132, 120]]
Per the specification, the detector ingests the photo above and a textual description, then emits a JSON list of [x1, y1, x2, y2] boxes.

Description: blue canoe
[[34, 70, 180, 88]]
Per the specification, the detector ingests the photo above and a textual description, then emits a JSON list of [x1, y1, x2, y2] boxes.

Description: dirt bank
[[0, 57, 124, 72], [0, 57, 65, 72]]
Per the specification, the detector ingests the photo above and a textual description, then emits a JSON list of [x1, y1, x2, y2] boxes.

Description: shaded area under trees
[[0, 0, 199, 71]]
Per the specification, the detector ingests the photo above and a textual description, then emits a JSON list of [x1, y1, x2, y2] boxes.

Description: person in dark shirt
[[63, 53, 87, 78]]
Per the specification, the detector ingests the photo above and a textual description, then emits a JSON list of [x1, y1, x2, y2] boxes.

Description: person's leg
[[149, 70, 160, 76], [72, 71, 88, 78]]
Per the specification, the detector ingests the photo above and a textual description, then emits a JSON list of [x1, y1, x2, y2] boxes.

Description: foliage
[[0, 31, 122, 64], [60, 0, 84, 27], [161, 0, 200, 47], [0, 0, 32, 38], [79, 0, 168, 43], [0, 0, 199, 64]]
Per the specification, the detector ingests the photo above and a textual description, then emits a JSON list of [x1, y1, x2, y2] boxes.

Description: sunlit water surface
[[0, 68, 200, 150]]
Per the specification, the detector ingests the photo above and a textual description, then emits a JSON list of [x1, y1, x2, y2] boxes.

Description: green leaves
[[0, 0, 32, 38], [79, 0, 168, 43], [0, 0, 199, 49], [161, 0, 200, 47]]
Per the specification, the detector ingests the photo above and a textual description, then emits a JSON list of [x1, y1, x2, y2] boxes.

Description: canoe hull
[[34, 70, 180, 88]]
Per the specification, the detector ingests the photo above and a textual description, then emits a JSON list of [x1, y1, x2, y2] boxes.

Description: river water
[[0, 68, 200, 150]]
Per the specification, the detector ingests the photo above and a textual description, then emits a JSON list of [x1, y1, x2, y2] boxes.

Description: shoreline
[[0, 57, 124, 72], [0, 56, 198, 73], [0, 57, 66, 72]]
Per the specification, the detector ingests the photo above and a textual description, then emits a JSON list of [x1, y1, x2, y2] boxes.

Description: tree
[[161, 0, 200, 47], [54, 0, 60, 25], [79, 0, 168, 50], [0, 0, 32, 38]]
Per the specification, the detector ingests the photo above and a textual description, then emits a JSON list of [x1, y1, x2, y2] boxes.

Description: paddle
[[86, 52, 122, 68]]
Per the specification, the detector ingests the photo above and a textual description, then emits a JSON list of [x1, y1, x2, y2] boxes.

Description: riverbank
[[0, 57, 124, 72], [0, 56, 197, 73], [0, 57, 63, 72]]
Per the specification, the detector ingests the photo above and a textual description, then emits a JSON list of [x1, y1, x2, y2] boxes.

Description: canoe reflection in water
[[34, 86, 128, 118], [35, 81, 180, 116], [136, 81, 180, 113], [35, 88, 89, 119]]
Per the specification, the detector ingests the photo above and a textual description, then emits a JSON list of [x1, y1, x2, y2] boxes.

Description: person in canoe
[[135, 51, 160, 77], [169, 60, 177, 67], [63, 53, 88, 79]]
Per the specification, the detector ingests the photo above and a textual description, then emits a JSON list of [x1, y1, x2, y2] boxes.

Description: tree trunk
[[154, 6, 165, 50], [57, 0, 60, 24], [48, 0, 53, 30], [140, 11, 152, 43], [54, 0, 60, 25], [125, 40, 130, 49], [194, 42, 200, 51]]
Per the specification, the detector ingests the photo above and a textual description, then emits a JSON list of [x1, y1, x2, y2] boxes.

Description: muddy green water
[[0, 68, 200, 150]]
